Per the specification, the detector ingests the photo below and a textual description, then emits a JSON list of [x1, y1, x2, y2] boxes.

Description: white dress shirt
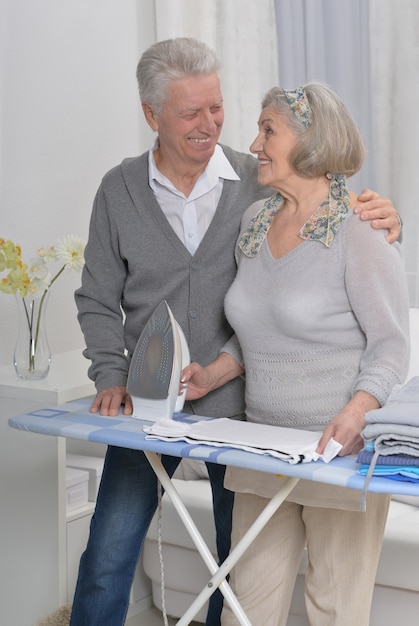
[[148, 143, 240, 255]]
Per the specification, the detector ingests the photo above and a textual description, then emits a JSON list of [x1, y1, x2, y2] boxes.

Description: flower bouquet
[[0, 235, 86, 379]]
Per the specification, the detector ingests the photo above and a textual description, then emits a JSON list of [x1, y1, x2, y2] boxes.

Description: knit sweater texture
[[75, 145, 270, 418], [223, 197, 410, 507], [224, 198, 410, 430]]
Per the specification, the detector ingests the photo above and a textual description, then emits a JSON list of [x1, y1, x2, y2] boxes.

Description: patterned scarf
[[238, 173, 350, 257]]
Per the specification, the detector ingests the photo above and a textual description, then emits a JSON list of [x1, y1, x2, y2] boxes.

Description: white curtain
[[273, 0, 374, 192], [274, 0, 419, 306], [369, 0, 419, 307], [154, 0, 278, 153]]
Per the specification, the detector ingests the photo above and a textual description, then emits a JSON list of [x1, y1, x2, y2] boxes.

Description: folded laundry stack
[[358, 377, 419, 483]]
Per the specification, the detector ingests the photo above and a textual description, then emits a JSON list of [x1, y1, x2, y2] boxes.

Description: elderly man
[[71, 38, 400, 626]]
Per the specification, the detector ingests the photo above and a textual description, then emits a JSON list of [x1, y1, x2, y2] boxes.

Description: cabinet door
[[0, 397, 62, 626], [66, 512, 92, 602]]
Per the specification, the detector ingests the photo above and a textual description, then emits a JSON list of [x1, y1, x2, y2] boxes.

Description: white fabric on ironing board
[[143, 417, 342, 464]]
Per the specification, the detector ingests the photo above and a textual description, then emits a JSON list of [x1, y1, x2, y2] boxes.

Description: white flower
[[28, 275, 51, 297], [1, 234, 86, 297], [55, 235, 85, 271], [28, 256, 49, 280], [37, 245, 57, 262], [1, 233, 86, 374]]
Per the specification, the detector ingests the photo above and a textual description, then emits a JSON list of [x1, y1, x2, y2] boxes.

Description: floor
[[125, 606, 202, 626], [124, 605, 307, 626]]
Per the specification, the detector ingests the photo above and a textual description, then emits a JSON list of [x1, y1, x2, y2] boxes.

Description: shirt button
[[189, 310, 198, 319], [191, 263, 199, 271]]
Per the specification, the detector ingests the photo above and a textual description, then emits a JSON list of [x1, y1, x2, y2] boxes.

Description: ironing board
[[9, 397, 419, 626]]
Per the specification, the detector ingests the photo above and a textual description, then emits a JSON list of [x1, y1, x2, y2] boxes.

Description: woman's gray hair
[[262, 82, 366, 178], [136, 38, 221, 114]]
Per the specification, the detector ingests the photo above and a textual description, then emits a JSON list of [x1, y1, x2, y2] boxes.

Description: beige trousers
[[221, 491, 390, 626]]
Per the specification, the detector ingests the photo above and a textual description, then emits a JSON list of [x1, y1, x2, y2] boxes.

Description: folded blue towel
[[357, 449, 419, 466], [358, 464, 419, 481]]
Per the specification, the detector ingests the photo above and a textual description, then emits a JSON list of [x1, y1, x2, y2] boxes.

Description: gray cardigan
[[75, 145, 270, 419]]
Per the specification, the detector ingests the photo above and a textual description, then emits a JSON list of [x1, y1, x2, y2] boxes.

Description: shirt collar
[[148, 141, 240, 197]]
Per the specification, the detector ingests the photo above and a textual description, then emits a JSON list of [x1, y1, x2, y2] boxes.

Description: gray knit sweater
[[223, 198, 410, 430], [75, 145, 270, 419]]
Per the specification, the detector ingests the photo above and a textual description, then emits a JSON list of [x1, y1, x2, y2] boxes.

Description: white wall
[[0, 0, 156, 368]]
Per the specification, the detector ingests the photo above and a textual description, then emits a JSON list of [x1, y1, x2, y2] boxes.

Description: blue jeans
[[69, 445, 233, 626]]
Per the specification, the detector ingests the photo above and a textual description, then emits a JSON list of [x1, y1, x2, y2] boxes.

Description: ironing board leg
[[178, 475, 300, 626], [144, 451, 248, 624], [144, 451, 299, 626]]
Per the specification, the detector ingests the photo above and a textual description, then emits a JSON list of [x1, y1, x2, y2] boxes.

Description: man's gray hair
[[136, 38, 221, 113]]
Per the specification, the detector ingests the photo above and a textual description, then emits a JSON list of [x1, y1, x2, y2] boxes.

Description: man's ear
[[142, 102, 159, 131]]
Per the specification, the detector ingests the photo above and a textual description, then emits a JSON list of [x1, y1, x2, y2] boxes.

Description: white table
[[9, 397, 419, 625]]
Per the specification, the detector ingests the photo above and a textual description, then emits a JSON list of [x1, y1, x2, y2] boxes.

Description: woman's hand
[[353, 189, 401, 243], [180, 362, 214, 401], [316, 391, 380, 457], [180, 352, 244, 401], [317, 409, 365, 457]]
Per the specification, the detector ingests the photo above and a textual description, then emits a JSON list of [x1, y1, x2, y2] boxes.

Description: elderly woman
[[181, 82, 410, 625]]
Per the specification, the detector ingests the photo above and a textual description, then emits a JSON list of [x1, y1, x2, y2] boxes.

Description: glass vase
[[14, 291, 51, 380]]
